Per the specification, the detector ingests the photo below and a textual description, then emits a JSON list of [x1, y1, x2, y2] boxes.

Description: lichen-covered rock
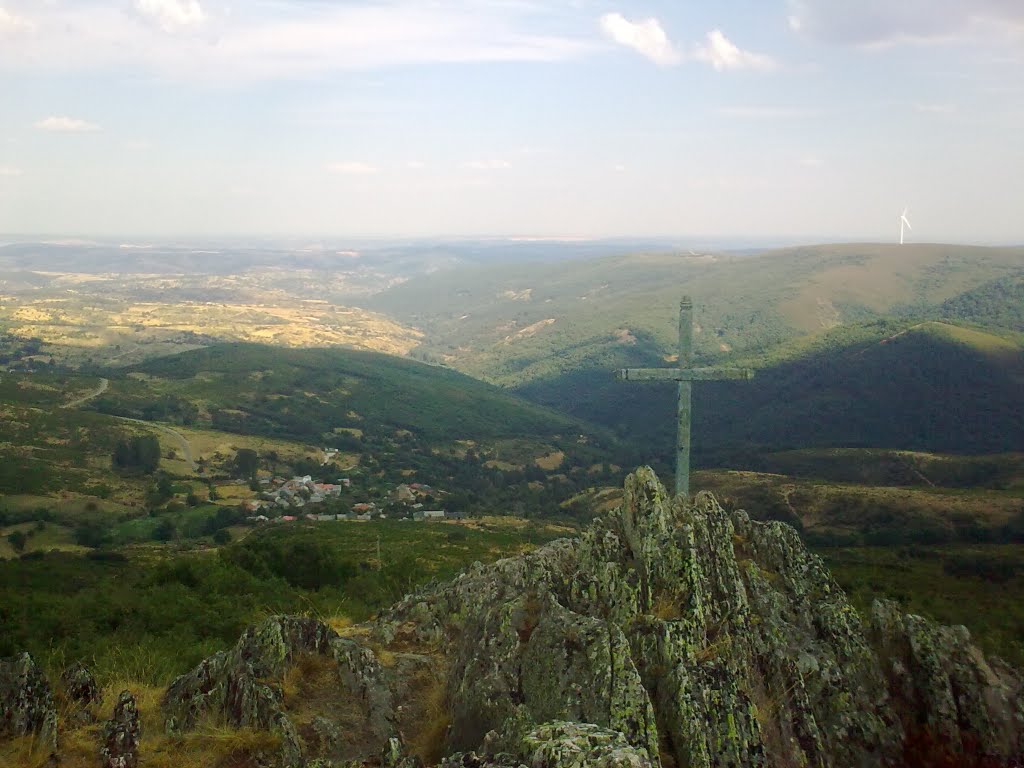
[[162, 615, 396, 768], [871, 599, 1024, 762], [101, 690, 141, 768], [61, 661, 101, 708], [123, 466, 1021, 768], [378, 467, 1024, 767], [442, 722, 653, 768], [0, 652, 58, 753]]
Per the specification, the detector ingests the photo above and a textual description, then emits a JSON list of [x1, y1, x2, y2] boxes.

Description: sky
[[0, 0, 1022, 242]]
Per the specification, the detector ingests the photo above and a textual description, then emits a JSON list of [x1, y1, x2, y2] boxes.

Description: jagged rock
[[381, 735, 425, 768], [308, 716, 342, 756], [60, 661, 102, 725], [138, 467, 1022, 768], [871, 599, 1024, 762], [162, 615, 396, 768], [0, 652, 58, 753], [101, 690, 141, 768], [379, 467, 1024, 768], [442, 722, 653, 768]]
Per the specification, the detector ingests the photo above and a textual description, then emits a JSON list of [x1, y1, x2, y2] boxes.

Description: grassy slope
[[366, 243, 1024, 386], [518, 320, 1024, 471], [0, 517, 573, 685], [99, 343, 593, 444]]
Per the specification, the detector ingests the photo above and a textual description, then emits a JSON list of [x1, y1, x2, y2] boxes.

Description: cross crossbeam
[[616, 296, 754, 498]]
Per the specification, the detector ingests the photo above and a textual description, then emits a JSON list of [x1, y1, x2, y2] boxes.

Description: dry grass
[[2, 298, 423, 365], [651, 593, 684, 621], [534, 451, 565, 471], [406, 672, 451, 767], [2, 679, 280, 768]]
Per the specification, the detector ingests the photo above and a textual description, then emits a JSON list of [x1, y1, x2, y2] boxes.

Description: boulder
[[379, 467, 1024, 767], [60, 661, 102, 724], [162, 615, 396, 767], [0, 652, 57, 753], [441, 722, 653, 768], [101, 690, 141, 768], [115, 466, 1022, 768]]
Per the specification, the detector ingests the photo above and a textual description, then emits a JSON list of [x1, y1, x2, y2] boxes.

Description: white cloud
[[787, 0, 1024, 46], [0, 6, 32, 34], [914, 103, 957, 114], [599, 13, 681, 66], [327, 161, 379, 175], [136, 0, 206, 32], [0, 2, 596, 81], [694, 30, 776, 71], [35, 116, 101, 132], [796, 152, 824, 168], [406, 160, 427, 170], [0, 165, 23, 177], [465, 159, 512, 170]]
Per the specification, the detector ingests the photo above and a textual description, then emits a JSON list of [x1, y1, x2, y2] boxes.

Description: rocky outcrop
[[376, 467, 1024, 767], [4, 468, 1021, 768], [871, 599, 1024, 762], [60, 661, 101, 725], [101, 690, 141, 768], [0, 652, 57, 753], [442, 722, 655, 768], [162, 615, 397, 767]]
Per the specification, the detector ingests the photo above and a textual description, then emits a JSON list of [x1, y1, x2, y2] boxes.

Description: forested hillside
[[519, 320, 1024, 470]]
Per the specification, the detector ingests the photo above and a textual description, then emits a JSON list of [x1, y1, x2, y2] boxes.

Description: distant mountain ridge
[[366, 242, 1024, 389]]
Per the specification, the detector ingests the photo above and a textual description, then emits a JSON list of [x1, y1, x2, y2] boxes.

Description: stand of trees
[[112, 435, 161, 474]]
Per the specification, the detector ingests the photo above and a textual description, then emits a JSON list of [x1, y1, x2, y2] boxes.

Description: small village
[[241, 475, 450, 524]]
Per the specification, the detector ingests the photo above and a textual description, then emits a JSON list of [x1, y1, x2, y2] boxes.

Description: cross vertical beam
[[616, 296, 754, 498], [676, 297, 693, 498]]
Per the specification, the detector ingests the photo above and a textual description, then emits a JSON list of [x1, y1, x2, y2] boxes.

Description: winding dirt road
[[60, 377, 109, 409], [117, 418, 198, 472], [60, 376, 198, 472]]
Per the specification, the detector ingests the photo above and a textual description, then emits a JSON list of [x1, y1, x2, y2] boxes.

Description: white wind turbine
[[899, 206, 913, 245]]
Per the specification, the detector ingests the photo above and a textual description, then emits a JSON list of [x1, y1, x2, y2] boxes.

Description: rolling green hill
[[97, 343, 595, 444], [518, 320, 1024, 471], [366, 243, 1024, 388]]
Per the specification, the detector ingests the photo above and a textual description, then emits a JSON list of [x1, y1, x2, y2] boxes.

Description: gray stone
[[0, 652, 58, 753], [101, 690, 141, 768], [61, 661, 102, 725]]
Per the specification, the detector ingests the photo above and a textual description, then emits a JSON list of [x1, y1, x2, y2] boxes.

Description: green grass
[[822, 544, 1024, 666], [96, 343, 590, 444], [698, 469, 1024, 545], [0, 516, 573, 686]]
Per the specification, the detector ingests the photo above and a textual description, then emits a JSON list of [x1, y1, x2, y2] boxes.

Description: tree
[[112, 435, 161, 474], [234, 448, 260, 479], [153, 519, 177, 542], [212, 528, 232, 545], [7, 530, 28, 554]]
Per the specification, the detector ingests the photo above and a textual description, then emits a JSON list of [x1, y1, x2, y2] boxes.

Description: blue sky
[[1, 0, 1022, 242]]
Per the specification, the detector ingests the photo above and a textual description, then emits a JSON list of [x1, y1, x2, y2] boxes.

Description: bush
[[153, 519, 177, 542], [74, 522, 111, 549], [212, 528, 232, 545], [7, 530, 29, 553], [112, 435, 161, 474]]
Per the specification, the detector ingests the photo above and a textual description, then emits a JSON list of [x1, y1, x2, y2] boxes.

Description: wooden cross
[[616, 297, 754, 498]]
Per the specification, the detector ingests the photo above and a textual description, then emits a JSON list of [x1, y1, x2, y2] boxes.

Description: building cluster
[[242, 476, 448, 523], [242, 475, 346, 515]]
